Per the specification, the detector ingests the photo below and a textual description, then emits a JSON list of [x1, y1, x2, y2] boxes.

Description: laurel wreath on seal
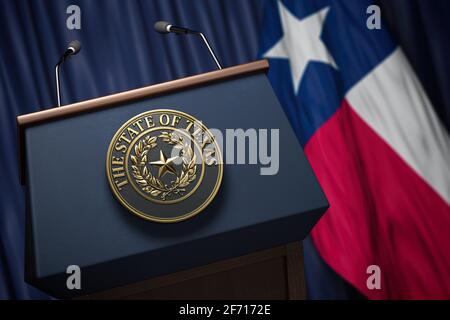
[[130, 132, 197, 200]]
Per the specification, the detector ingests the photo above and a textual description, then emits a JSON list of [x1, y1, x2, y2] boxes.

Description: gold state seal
[[106, 109, 223, 222]]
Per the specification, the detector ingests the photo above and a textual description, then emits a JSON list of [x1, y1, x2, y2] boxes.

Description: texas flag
[[259, 0, 450, 299]]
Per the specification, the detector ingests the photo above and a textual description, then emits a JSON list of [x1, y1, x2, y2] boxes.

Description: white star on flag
[[263, 1, 337, 93]]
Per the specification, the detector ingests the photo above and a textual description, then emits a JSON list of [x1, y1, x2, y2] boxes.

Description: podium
[[17, 60, 328, 299]]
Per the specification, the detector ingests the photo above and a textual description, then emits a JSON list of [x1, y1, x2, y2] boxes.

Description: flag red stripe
[[305, 100, 450, 299]]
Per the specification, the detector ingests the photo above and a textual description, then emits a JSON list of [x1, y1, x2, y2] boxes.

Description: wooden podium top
[[17, 60, 268, 129], [17, 60, 268, 183]]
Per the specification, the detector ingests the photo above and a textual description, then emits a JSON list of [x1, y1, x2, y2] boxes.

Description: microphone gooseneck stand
[[54, 40, 81, 107], [195, 31, 222, 70]]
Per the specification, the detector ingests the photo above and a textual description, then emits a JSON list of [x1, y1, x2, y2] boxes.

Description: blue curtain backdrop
[[1, 0, 449, 299]]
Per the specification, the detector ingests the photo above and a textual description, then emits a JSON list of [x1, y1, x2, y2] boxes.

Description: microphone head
[[67, 40, 81, 54], [154, 21, 170, 34]]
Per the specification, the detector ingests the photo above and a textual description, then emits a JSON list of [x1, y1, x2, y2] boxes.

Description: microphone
[[58, 40, 81, 64], [154, 21, 196, 35], [154, 21, 222, 70], [55, 40, 82, 107]]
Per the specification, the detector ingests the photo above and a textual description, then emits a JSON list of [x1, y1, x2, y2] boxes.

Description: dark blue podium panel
[[24, 73, 328, 298]]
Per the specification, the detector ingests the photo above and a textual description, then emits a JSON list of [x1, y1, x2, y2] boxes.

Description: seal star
[[263, 1, 337, 93], [150, 150, 178, 178]]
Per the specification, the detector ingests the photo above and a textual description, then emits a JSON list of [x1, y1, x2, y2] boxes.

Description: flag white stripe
[[346, 48, 450, 204]]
